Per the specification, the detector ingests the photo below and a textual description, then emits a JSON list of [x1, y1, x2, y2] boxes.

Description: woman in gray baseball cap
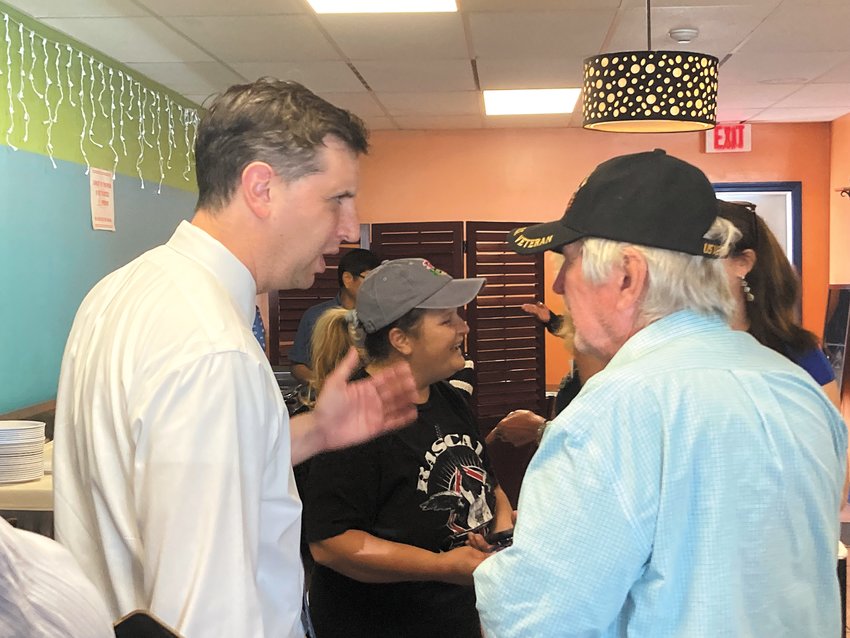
[[302, 258, 513, 638]]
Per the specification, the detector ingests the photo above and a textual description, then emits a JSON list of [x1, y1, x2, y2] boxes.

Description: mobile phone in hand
[[484, 528, 514, 552]]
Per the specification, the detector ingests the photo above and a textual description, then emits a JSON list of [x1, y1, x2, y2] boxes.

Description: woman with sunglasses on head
[[717, 200, 840, 406], [302, 258, 513, 638]]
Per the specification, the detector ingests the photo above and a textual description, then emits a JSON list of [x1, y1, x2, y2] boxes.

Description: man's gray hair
[[579, 217, 741, 324]]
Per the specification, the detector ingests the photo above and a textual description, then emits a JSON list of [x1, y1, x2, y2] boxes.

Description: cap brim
[[416, 278, 485, 309], [506, 221, 584, 254]]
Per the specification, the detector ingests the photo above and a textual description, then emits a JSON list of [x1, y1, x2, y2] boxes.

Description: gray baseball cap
[[356, 258, 485, 334]]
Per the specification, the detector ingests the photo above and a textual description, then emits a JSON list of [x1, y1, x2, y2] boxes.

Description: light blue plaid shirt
[[475, 310, 846, 637]]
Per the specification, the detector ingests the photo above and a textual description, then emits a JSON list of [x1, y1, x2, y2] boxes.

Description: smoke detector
[[668, 27, 699, 44]]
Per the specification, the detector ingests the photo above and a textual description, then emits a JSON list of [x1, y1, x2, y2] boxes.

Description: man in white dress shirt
[[53, 79, 417, 637]]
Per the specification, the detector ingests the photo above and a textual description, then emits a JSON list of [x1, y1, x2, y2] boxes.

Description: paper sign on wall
[[90, 167, 115, 231]]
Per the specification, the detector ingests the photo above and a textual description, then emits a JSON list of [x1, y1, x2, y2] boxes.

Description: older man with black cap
[[472, 149, 846, 637]]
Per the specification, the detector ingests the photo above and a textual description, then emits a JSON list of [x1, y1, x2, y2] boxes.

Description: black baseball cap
[[506, 149, 722, 258]]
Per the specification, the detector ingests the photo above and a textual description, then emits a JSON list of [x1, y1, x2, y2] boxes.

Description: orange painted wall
[[358, 124, 832, 385], [830, 114, 850, 285]]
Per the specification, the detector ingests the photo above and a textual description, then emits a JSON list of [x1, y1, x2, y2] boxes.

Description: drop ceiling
[[4, 0, 850, 129]]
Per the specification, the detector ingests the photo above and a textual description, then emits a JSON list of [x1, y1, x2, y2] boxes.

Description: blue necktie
[[252, 306, 266, 351]]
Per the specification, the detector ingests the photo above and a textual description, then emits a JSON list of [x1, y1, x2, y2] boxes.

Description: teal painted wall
[[0, 145, 197, 413]]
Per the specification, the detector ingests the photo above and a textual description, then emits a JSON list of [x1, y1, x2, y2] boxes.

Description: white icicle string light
[[181, 105, 191, 181], [97, 62, 108, 118], [117, 70, 127, 156], [65, 45, 76, 107], [42, 35, 56, 168], [28, 30, 42, 99], [53, 42, 63, 117], [5, 14, 18, 151], [1, 9, 199, 184], [136, 83, 146, 188], [16, 22, 29, 142], [77, 51, 90, 174], [107, 67, 118, 176], [165, 97, 174, 170], [86, 55, 102, 148], [154, 91, 164, 193]]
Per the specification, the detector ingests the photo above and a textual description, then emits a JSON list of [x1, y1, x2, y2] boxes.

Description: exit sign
[[706, 123, 752, 153]]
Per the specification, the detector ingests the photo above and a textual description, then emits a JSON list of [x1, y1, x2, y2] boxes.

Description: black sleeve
[[546, 313, 564, 335], [303, 441, 381, 543]]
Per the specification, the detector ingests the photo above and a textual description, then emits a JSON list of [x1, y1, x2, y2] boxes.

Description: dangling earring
[[740, 276, 754, 302]]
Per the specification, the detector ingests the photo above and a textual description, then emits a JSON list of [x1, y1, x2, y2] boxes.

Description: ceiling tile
[[375, 92, 480, 116], [625, 0, 781, 5], [749, 106, 850, 122], [394, 115, 484, 130], [316, 13, 467, 60], [469, 10, 615, 58], [353, 59, 475, 92], [166, 15, 338, 62], [813, 55, 850, 83], [716, 82, 802, 109], [605, 5, 773, 59], [41, 17, 212, 63], [2, 0, 147, 18], [720, 51, 842, 85], [463, 0, 620, 10], [137, 0, 305, 16], [714, 107, 764, 123], [184, 93, 215, 106], [773, 84, 850, 108], [231, 61, 364, 93], [476, 58, 585, 90], [315, 92, 387, 118], [127, 61, 245, 95], [739, 2, 850, 53], [362, 116, 397, 130]]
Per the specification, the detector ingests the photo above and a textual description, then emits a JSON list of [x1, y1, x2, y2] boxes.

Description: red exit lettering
[[706, 123, 751, 154]]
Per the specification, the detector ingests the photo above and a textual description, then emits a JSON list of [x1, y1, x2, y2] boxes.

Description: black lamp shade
[[582, 50, 719, 133]]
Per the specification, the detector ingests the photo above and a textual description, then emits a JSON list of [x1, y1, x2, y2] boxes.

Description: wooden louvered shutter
[[466, 221, 546, 506], [267, 246, 358, 367], [369, 222, 464, 278]]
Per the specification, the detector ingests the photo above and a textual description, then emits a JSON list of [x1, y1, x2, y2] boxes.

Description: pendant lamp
[[582, 0, 718, 133]]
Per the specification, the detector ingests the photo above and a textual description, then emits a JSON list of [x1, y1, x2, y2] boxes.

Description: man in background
[[474, 149, 846, 637], [290, 248, 381, 384], [53, 79, 417, 638]]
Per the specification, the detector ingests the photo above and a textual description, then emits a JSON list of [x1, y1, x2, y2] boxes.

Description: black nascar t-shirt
[[303, 379, 498, 638]]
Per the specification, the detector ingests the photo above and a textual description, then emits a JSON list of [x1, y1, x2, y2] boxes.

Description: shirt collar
[[607, 310, 728, 370], [166, 220, 257, 327]]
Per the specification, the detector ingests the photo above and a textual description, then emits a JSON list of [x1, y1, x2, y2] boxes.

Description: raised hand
[[311, 347, 418, 452]]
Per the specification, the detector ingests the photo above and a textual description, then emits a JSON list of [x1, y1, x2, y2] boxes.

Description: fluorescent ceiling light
[[483, 89, 581, 116], [307, 0, 457, 13]]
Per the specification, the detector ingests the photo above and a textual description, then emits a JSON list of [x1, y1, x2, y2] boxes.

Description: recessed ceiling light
[[306, 0, 457, 13], [483, 89, 581, 116]]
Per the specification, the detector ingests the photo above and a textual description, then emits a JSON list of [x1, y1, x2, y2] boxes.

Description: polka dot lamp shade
[[582, 50, 718, 132]]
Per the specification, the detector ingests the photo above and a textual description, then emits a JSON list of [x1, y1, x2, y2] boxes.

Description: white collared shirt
[[54, 221, 303, 637]]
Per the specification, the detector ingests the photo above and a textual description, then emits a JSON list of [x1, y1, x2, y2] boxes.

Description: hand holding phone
[[484, 528, 514, 552]]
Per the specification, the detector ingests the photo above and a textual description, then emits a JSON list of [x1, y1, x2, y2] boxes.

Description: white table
[[0, 474, 53, 511]]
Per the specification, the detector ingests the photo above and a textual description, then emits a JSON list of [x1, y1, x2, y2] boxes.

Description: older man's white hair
[[578, 217, 741, 325]]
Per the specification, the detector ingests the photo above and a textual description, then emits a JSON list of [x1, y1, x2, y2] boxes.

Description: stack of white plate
[[0, 421, 45, 484]]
